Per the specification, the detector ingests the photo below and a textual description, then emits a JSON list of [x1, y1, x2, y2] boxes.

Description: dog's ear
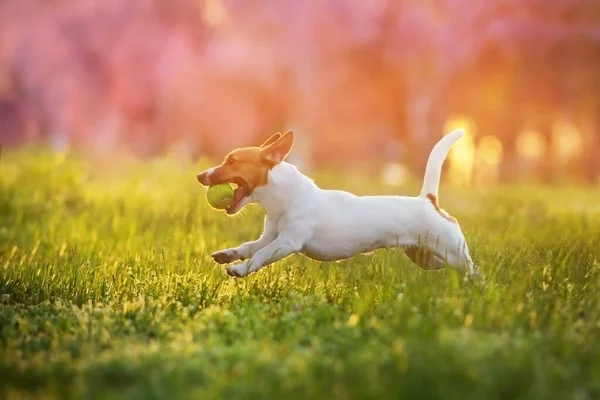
[[259, 132, 282, 148], [261, 130, 294, 164]]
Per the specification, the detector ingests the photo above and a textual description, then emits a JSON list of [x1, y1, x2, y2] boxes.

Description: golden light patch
[[475, 135, 503, 185], [444, 116, 476, 188], [381, 163, 409, 187], [477, 135, 503, 165], [552, 121, 583, 159], [203, 0, 228, 27], [517, 130, 545, 161]]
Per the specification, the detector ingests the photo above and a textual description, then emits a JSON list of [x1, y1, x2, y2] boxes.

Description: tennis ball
[[206, 183, 234, 210]]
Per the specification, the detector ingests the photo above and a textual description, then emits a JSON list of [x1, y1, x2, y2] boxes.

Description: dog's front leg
[[225, 234, 303, 278], [212, 218, 277, 264]]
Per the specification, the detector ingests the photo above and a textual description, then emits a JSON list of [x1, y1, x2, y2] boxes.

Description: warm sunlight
[[444, 116, 476, 187], [381, 162, 409, 187], [475, 135, 503, 184], [553, 120, 583, 160], [4, 1, 600, 397], [517, 130, 545, 161], [203, 0, 228, 27]]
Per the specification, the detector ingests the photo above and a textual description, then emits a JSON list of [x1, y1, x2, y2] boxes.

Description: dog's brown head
[[197, 131, 294, 214]]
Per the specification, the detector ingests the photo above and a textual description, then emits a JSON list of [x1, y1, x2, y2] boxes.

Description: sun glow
[[381, 162, 409, 187], [444, 116, 476, 187], [203, 0, 228, 27], [553, 120, 583, 160], [475, 135, 503, 184], [517, 130, 545, 161]]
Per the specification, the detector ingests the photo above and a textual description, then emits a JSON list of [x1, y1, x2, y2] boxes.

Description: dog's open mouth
[[227, 179, 249, 214]]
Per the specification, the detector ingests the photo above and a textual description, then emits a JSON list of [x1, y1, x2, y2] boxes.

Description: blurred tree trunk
[[498, 114, 520, 182], [533, 56, 558, 184], [587, 115, 600, 184], [538, 120, 555, 184], [498, 71, 521, 182], [584, 46, 600, 184], [404, 55, 442, 179], [406, 88, 434, 178]]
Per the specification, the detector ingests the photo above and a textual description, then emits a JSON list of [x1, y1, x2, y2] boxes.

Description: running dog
[[197, 130, 481, 282]]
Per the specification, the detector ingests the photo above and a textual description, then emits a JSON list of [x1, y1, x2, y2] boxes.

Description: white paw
[[211, 249, 243, 264], [226, 262, 251, 278]]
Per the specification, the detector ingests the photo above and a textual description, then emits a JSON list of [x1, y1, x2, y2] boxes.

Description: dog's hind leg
[[404, 246, 446, 271]]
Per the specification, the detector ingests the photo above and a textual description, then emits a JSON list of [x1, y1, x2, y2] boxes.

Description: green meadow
[[1, 150, 599, 399]]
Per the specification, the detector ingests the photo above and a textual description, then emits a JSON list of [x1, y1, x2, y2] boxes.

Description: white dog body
[[198, 129, 479, 280]]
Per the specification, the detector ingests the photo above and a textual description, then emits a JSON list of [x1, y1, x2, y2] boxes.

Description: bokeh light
[[381, 163, 409, 187], [553, 121, 583, 160], [517, 131, 546, 161], [445, 116, 476, 188], [475, 135, 503, 185]]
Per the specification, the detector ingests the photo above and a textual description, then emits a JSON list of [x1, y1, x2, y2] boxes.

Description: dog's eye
[[227, 158, 237, 164]]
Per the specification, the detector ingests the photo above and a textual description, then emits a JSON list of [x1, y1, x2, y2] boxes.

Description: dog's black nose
[[197, 172, 211, 186]]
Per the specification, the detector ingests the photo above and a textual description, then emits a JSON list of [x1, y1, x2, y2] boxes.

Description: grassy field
[[1, 150, 600, 400]]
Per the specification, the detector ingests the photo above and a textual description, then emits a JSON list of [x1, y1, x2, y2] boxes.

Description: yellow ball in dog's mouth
[[206, 183, 235, 210]]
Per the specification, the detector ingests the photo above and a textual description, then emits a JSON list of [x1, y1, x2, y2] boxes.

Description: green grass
[[1, 150, 600, 400]]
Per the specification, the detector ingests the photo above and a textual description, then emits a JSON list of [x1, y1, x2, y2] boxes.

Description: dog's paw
[[211, 249, 243, 264], [226, 262, 250, 278]]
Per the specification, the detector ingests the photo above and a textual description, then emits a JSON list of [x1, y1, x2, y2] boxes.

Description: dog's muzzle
[[197, 172, 211, 186]]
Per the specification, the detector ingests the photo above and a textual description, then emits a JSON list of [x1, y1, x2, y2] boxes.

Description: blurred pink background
[[1, 0, 599, 183]]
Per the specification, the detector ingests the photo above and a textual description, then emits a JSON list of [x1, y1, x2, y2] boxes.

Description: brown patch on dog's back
[[426, 193, 457, 224]]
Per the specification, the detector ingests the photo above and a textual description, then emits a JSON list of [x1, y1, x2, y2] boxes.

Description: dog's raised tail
[[419, 129, 465, 198]]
